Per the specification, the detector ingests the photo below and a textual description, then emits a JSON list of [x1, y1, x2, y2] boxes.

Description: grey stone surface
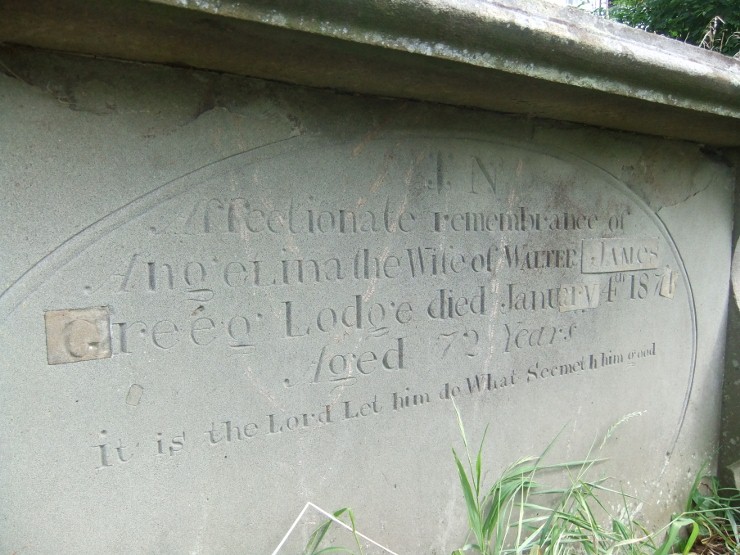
[[720, 150, 740, 489], [0, 48, 733, 553], [2, 0, 740, 145]]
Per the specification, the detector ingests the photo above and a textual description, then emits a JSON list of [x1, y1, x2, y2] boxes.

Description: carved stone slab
[[0, 133, 699, 552], [1, 49, 730, 555]]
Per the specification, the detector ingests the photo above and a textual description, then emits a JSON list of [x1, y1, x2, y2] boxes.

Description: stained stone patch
[[44, 306, 111, 364]]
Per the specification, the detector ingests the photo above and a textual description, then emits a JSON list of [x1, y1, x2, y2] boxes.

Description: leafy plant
[[300, 408, 740, 555], [303, 507, 364, 555], [670, 469, 739, 554], [449, 403, 539, 554], [448, 403, 740, 555], [605, 0, 740, 56], [450, 402, 635, 554]]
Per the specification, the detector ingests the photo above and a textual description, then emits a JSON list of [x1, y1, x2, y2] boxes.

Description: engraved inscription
[[15, 139, 693, 493], [80, 142, 688, 414], [581, 237, 660, 273]]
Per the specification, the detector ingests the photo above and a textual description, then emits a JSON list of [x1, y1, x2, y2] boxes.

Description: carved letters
[[70, 140, 691, 470], [102, 146, 677, 375]]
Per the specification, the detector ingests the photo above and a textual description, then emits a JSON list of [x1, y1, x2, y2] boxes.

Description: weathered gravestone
[[1, 1, 739, 553]]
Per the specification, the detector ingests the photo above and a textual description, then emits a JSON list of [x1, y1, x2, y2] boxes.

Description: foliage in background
[[604, 0, 740, 56]]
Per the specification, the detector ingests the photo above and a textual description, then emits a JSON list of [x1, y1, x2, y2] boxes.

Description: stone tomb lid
[[1, 0, 739, 146]]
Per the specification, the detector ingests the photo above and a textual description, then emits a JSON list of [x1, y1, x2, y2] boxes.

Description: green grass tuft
[[450, 403, 739, 555], [303, 406, 740, 555]]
